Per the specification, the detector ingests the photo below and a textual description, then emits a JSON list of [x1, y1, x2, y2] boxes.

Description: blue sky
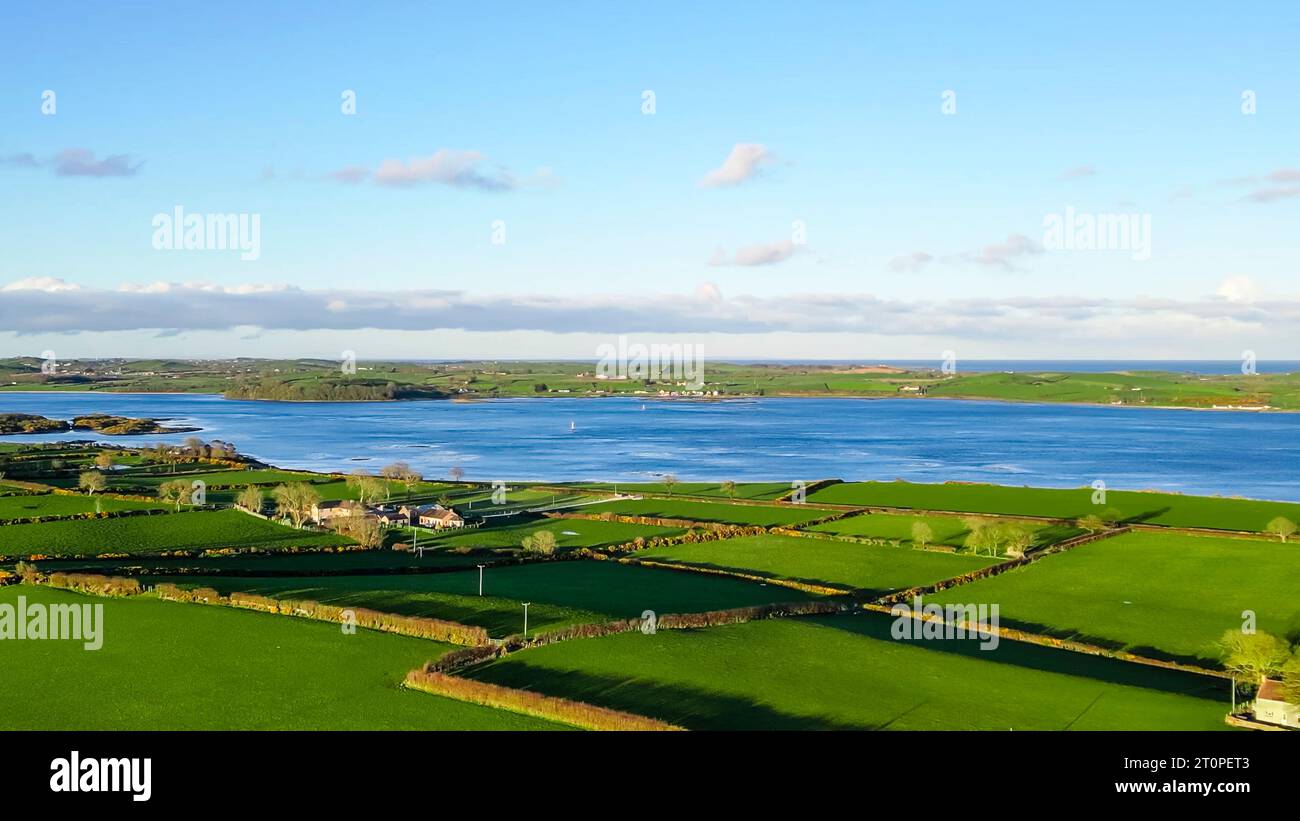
[[2, 1, 1298, 359]]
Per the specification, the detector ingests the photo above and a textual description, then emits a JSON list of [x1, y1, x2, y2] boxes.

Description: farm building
[[1253, 678, 1300, 729], [311, 500, 361, 524], [410, 504, 464, 529]]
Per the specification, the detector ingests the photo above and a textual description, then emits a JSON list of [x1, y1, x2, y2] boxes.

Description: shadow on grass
[[467, 663, 871, 730], [637, 558, 881, 597], [811, 612, 1229, 702]]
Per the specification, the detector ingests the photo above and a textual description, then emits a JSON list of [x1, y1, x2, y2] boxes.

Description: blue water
[[1, 393, 1297, 501]]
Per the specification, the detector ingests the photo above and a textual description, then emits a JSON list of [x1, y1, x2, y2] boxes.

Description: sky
[[1, 1, 1298, 362]]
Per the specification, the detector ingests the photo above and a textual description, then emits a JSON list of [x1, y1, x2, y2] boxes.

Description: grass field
[[579, 498, 835, 526], [0, 492, 164, 521], [805, 511, 1081, 547], [0, 509, 352, 558], [413, 516, 685, 551], [807, 480, 1300, 532], [0, 585, 560, 730], [929, 530, 1300, 666], [637, 533, 996, 593], [569, 481, 792, 500], [469, 613, 1230, 730], [154, 560, 810, 637]]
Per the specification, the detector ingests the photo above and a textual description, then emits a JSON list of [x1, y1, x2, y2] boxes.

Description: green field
[[580, 498, 835, 526], [155, 560, 811, 638], [0, 585, 560, 730], [806, 511, 1081, 547], [930, 530, 1300, 666], [0, 492, 164, 521], [470, 614, 1230, 730], [637, 533, 996, 593], [0, 509, 352, 558], [569, 482, 793, 501], [414, 516, 685, 551], [807, 480, 1300, 532]]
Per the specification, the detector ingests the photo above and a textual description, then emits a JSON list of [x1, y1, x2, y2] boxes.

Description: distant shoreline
[[0, 388, 1293, 414]]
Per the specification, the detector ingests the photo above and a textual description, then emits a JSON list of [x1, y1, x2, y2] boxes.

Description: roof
[[1258, 678, 1287, 702]]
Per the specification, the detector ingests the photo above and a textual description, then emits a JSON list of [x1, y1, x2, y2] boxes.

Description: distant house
[[409, 503, 464, 529], [897, 385, 928, 395], [311, 500, 359, 524], [312, 500, 397, 526], [1254, 678, 1300, 729]]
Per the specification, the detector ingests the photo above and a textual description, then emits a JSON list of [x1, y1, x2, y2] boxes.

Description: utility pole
[[522, 602, 530, 637], [477, 564, 485, 596]]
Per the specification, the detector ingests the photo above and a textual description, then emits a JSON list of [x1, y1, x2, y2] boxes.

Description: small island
[[0, 413, 201, 436]]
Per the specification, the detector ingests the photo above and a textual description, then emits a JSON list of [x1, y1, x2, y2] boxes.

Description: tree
[[400, 467, 423, 498], [1280, 650, 1300, 705], [1002, 523, 1034, 559], [448, 466, 465, 483], [910, 521, 934, 550], [94, 450, 115, 470], [1076, 514, 1106, 535], [522, 529, 558, 555], [236, 485, 264, 513], [962, 517, 1000, 557], [1265, 516, 1297, 544], [721, 480, 737, 500], [346, 470, 384, 506], [273, 482, 321, 528], [380, 462, 411, 501], [158, 479, 191, 511], [78, 470, 107, 495], [184, 436, 207, 457], [1218, 630, 1289, 683], [662, 474, 678, 497], [331, 515, 382, 549]]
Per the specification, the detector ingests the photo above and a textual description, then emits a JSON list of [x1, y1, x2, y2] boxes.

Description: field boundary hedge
[[544, 510, 739, 532], [21, 569, 146, 597], [403, 669, 684, 731], [0, 505, 172, 527], [152, 583, 489, 646]]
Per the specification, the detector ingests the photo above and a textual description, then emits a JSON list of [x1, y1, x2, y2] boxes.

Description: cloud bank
[[2, 279, 1293, 348]]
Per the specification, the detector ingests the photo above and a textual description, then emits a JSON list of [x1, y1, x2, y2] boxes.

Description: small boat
[[569, 420, 576, 432]]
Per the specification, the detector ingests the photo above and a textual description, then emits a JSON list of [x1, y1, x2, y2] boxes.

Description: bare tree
[[78, 470, 107, 495], [236, 485, 264, 513], [158, 479, 191, 512], [1266, 516, 1297, 544]]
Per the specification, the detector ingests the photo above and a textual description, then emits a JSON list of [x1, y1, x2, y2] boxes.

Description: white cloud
[[1059, 164, 1098, 180], [372, 149, 511, 189], [2, 280, 1295, 354], [1217, 275, 1259, 304], [700, 144, 773, 188], [887, 252, 933, 273], [968, 234, 1042, 271], [710, 240, 797, 267], [1, 277, 82, 292]]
